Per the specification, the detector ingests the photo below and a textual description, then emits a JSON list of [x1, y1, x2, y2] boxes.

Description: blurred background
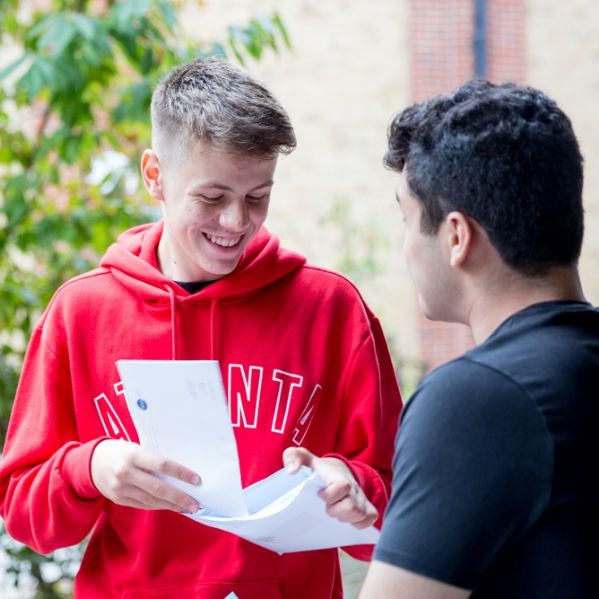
[[1, 0, 598, 596], [210, 0, 599, 378]]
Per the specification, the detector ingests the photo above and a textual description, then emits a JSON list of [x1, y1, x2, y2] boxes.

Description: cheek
[[250, 204, 269, 225], [402, 233, 419, 272], [182, 205, 215, 227]]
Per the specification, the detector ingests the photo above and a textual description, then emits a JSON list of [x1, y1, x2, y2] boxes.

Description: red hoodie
[[0, 222, 402, 599]]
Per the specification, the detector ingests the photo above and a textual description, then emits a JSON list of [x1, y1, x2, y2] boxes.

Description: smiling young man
[[359, 81, 598, 598], [0, 58, 402, 598]]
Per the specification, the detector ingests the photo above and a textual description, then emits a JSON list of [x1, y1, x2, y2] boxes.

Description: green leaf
[[71, 13, 96, 41], [16, 57, 55, 100], [17, 60, 45, 99], [205, 42, 227, 59], [61, 135, 81, 164], [227, 26, 247, 65], [272, 11, 292, 49], [226, 13, 291, 64], [37, 15, 77, 55], [3, 174, 31, 228], [0, 54, 29, 82], [156, 0, 178, 31], [0, 6, 21, 36], [112, 80, 153, 123], [109, 0, 153, 30]]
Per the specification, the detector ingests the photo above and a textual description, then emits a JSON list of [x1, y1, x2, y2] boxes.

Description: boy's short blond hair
[[151, 57, 296, 161]]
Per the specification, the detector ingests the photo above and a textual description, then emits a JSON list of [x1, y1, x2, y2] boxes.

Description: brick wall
[[411, 0, 474, 102], [487, 0, 526, 83], [409, 0, 525, 372]]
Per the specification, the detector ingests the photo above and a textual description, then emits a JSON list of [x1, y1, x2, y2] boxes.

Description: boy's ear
[[445, 211, 474, 268], [141, 149, 164, 201]]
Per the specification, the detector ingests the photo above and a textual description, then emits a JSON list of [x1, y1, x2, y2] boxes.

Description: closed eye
[[198, 195, 225, 203], [246, 194, 267, 203]]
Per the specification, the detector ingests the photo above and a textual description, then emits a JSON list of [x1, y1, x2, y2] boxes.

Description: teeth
[[206, 234, 241, 248]]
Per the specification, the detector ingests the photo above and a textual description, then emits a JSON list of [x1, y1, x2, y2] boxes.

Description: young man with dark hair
[[0, 58, 402, 598], [360, 80, 598, 598]]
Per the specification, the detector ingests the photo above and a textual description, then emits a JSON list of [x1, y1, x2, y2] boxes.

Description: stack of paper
[[117, 360, 379, 553]]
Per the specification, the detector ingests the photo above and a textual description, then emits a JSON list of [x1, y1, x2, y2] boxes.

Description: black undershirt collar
[[174, 280, 216, 294]]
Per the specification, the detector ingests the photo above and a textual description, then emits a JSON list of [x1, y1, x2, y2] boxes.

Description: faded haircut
[[151, 57, 296, 160]]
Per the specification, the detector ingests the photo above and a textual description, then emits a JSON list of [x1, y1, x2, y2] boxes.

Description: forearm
[[1, 440, 105, 553], [359, 561, 470, 599]]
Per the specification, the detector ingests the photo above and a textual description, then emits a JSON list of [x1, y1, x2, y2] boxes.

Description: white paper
[[192, 466, 380, 553], [117, 359, 248, 517], [118, 359, 380, 553]]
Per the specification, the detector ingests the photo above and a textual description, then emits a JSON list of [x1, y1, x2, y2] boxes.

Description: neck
[[467, 266, 585, 343], [157, 234, 175, 279]]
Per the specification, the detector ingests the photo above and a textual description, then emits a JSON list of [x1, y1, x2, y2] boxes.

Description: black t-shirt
[[375, 301, 599, 598]]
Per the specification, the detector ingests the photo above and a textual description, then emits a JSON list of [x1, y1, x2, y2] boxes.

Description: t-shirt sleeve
[[374, 358, 553, 589]]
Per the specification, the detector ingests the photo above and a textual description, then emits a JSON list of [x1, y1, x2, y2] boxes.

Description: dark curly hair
[[385, 80, 584, 276]]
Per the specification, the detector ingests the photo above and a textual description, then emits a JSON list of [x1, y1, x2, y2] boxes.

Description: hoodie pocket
[[121, 579, 283, 599]]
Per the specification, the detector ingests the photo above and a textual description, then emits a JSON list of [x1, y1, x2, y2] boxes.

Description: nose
[[219, 199, 249, 231]]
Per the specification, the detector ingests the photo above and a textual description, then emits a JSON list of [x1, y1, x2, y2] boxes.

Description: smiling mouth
[[203, 233, 243, 248]]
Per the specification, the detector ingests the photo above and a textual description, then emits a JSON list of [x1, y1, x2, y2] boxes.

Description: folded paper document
[[192, 465, 379, 553], [117, 359, 247, 517], [117, 359, 380, 553]]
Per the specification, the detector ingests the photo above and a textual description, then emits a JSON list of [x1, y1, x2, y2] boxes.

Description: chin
[[202, 262, 240, 279], [421, 305, 462, 325], [418, 297, 445, 323]]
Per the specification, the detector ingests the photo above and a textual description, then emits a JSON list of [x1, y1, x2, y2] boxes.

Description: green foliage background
[[0, 1, 290, 596]]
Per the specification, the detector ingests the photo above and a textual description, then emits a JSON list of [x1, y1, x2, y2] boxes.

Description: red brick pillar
[[487, 0, 526, 83], [409, 0, 525, 372]]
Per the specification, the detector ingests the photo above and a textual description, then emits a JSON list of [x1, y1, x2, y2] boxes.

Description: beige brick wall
[[526, 0, 599, 304], [185, 0, 419, 365]]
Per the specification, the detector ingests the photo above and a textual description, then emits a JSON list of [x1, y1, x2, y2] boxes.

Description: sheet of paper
[[191, 466, 380, 553], [116, 359, 248, 517]]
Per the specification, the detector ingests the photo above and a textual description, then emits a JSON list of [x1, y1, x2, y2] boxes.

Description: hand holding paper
[[91, 439, 201, 514], [283, 447, 379, 530], [117, 359, 248, 517]]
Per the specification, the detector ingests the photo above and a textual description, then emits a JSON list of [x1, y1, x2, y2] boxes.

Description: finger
[[326, 495, 378, 526], [135, 450, 201, 486], [129, 469, 200, 513], [283, 446, 315, 473], [347, 497, 379, 529], [318, 480, 353, 505], [351, 511, 379, 529], [353, 505, 379, 529], [118, 486, 196, 513], [310, 456, 354, 488]]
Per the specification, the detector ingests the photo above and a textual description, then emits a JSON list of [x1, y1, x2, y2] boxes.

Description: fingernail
[[184, 501, 199, 513], [286, 460, 300, 473], [190, 474, 201, 485]]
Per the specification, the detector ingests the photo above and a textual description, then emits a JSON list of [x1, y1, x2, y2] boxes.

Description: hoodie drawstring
[[209, 299, 218, 360], [166, 285, 177, 360]]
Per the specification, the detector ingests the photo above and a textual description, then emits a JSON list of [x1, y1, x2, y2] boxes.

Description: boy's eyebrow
[[395, 190, 402, 204], [189, 179, 274, 193], [249, 179, 274, 191]]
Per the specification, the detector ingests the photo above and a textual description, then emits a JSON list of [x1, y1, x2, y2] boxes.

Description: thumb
[[283, 446, 316, 474]]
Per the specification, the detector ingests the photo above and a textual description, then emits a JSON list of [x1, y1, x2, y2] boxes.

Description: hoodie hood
[[100, 220, 306, 303], [100, 221, 306, 359]]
